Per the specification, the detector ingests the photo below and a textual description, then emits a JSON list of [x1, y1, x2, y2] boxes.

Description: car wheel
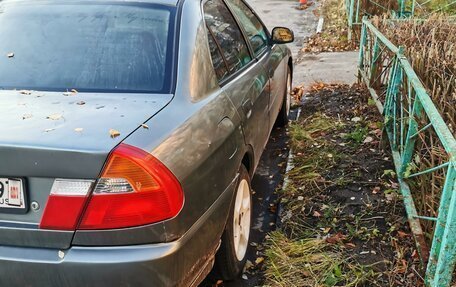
[[276, 66, 292, 127], [215, 164, 252, 280]]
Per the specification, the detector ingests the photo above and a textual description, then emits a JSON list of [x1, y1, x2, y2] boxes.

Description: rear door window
[[225, 0, 269, 56], [204, 0, 252, 80], [206, 30, 230, 81]]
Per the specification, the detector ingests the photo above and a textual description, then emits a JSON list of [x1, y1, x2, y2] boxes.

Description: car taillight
[[39, 144, 184, 231], [39, 179, 95, 230]]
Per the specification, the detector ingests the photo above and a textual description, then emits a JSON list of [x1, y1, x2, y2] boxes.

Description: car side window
[[207, 32, 230, 80], [225, 0, 269, 56], [204, 0, 252, 81]]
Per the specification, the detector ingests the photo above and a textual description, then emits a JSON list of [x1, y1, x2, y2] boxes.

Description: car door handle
[[242, 99, 253, 119]]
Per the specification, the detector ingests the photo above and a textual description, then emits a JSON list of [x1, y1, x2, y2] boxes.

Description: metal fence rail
[[358, 17, 456, 287]]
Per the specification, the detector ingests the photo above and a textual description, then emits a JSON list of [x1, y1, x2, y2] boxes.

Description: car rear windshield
[[0, 2, 176, 93]]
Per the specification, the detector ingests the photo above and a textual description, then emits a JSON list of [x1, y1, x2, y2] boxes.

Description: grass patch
[[264, 84, 420, 286], [264, 231, 379, 287]]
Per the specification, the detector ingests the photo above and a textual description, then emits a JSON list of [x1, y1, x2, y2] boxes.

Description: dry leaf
[[363, 136, 374, 144], [141, 124, 149, 129], [255, 257, 264, 265], [313, 210, 322, 217], [46, 113, 63, 120], [372, 186, 381, 194], [19, 90, 32, 95], [109, 129, 121, 138], [345, 242, 356, 249], [326, 232, 346, 244], [63, 90, 78, 96]]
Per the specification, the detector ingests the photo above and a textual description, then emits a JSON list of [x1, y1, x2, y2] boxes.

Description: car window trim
[[221, 0, 255, 58], [205, 23, 231, 75], [236, 0, 272, 41], [201, 0, 254, 84], [223, 0, 271, 58]]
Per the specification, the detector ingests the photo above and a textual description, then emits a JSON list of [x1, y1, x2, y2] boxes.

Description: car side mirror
[[271, 27, 294, 44]]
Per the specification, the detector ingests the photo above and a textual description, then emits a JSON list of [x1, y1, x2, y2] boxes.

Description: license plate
[[0, 178, 27, 212]]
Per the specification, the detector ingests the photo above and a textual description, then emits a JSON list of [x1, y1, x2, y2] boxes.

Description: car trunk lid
[[0, 90, 172, 249]]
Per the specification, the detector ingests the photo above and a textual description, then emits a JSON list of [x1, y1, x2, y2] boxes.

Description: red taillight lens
[[79, 144, 184, 230], [39, 144, 184, 231], [40, 180, 94, 230]]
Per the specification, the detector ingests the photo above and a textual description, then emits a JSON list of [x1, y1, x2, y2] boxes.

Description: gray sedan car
[[0, 0, 293, 286]]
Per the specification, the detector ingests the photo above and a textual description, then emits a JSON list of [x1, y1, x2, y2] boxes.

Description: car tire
[[276, 66, 292, 127], [215, 164, 252, 280]]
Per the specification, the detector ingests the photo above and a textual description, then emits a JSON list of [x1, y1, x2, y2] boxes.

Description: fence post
[[411, 0, 416, 17], [400, 97, 423, 175], [429, 167, 456, 287], [369, 38, 381, 89], [348, 0, 355, 40], [384, 48, 404, 149], [426, 168, 456, 287], [357, 18, 367, 82], [397, 0, 407, 16]]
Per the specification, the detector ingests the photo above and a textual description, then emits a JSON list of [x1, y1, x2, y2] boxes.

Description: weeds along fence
[[358, 17, 456, 287], [345, 0, 456, 38]]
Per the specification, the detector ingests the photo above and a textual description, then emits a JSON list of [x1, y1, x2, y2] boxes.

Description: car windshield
[[0, 2, 175, 93]]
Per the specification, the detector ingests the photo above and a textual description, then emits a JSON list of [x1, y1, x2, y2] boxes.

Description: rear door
[[225, 0, 288, 129], [203, 0, 271, 168]]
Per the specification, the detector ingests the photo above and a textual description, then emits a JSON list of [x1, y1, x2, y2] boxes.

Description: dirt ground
[[263, 84, 423, 286]]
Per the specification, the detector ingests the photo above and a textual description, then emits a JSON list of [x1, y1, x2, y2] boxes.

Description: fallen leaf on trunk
[[109, 129, 121, 138], [46, 114, 63, 120], [19, 90, 32, 95]]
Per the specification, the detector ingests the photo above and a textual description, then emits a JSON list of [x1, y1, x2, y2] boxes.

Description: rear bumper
[[0, 241, 187, 286], [0, 176, 236, 287]]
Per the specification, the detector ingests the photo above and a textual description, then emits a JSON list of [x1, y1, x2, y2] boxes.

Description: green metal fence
[[358, 17, 456, 287]]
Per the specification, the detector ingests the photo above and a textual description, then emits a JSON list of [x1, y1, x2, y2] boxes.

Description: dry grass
[[359, 0, 398, 16], [374, 16, 455, 133], [264, 232, 378, 287]]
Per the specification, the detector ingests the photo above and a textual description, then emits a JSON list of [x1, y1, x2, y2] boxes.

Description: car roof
[[1, 0, 180, 7]]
